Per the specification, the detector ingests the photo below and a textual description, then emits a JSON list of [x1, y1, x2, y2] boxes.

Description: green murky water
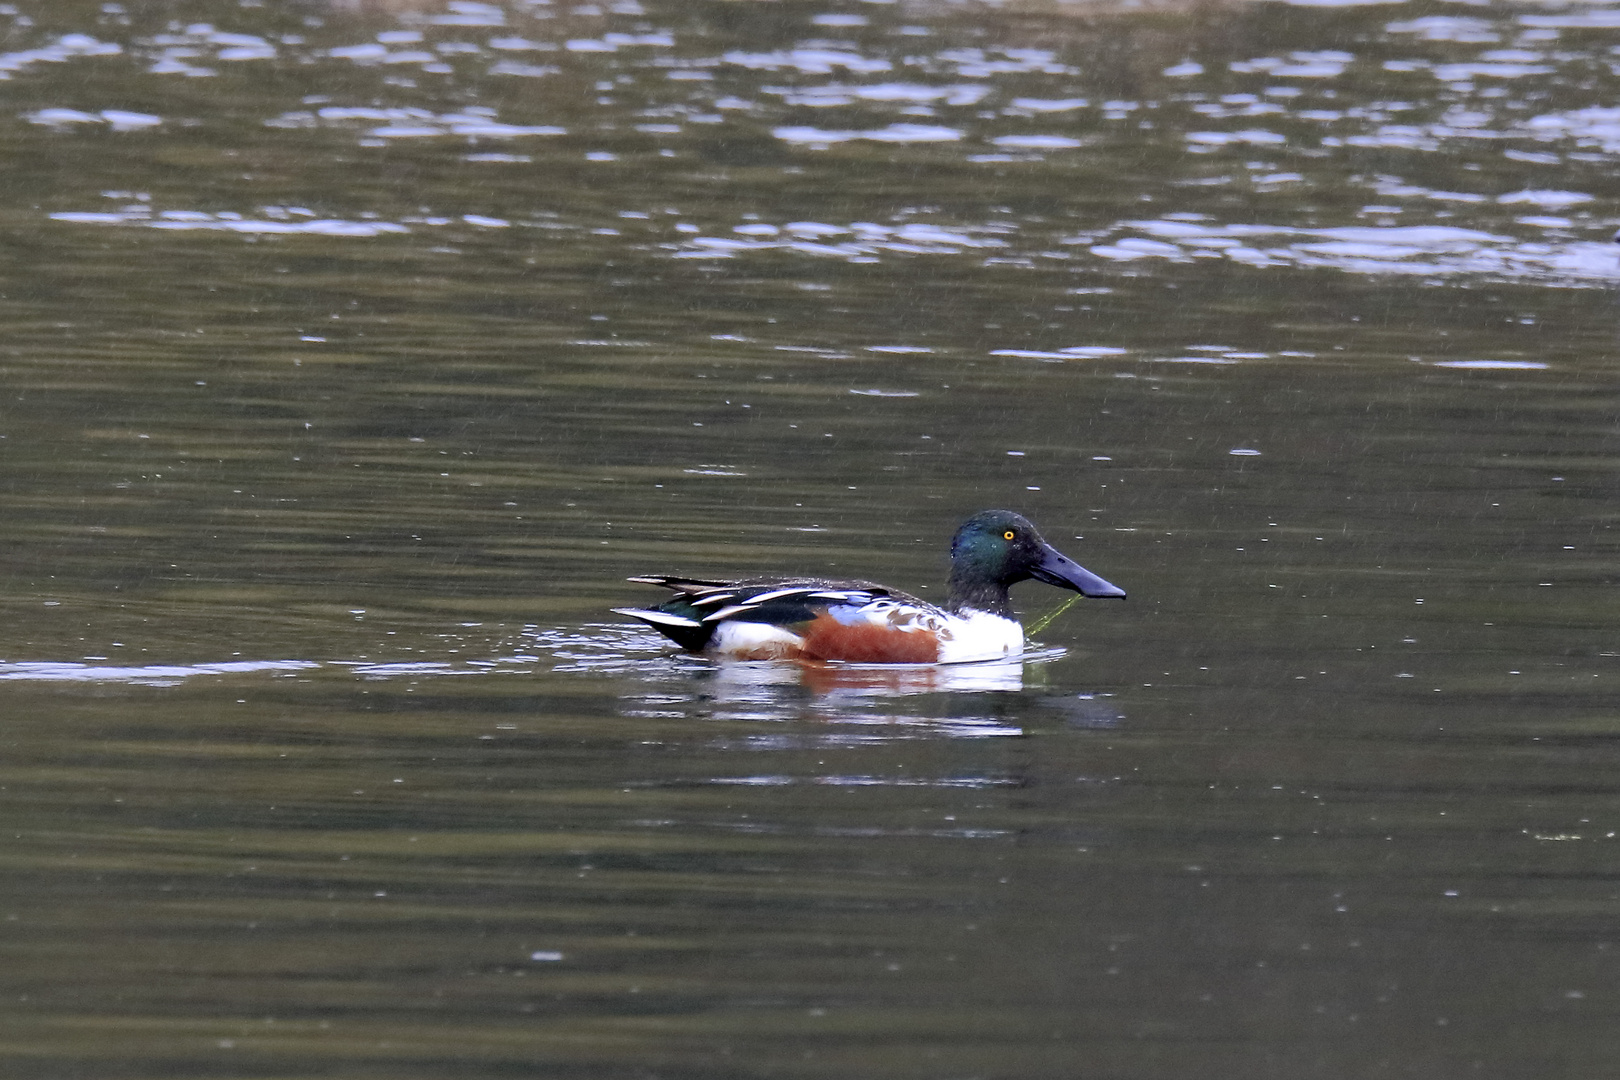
[[2, 0, 1617, 1076]]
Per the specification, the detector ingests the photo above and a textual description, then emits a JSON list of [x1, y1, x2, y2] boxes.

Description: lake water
[[2, 0, 1617, 1076]]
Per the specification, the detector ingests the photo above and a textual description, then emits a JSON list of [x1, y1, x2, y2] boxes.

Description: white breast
[[935, 609, 1024, 664]]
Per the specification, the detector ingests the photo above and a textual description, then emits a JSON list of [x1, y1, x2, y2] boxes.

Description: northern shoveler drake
[[613, 509, 1125, 664]]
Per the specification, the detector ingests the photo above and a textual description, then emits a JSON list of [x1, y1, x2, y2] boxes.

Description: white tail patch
[[708, 621, 806, 659]]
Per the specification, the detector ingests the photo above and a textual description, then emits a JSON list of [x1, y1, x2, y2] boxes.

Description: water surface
[[2, 0, 1618, 1076]]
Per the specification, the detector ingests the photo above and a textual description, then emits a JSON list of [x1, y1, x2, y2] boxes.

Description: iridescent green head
[[947, 510, 1125, 615]]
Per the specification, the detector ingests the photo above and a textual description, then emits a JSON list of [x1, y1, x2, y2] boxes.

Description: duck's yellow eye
[[1003, 530, 1016, 541]]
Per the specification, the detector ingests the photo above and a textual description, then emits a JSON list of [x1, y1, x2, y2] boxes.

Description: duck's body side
[[614, 510, 1124, 665], [613, 577, 1024, 663]]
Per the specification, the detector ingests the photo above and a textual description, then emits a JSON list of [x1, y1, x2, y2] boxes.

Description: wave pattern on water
[[1092, 219, 1620, 283], [20, 0, 1620, 288], [0, 659, 319, 686]]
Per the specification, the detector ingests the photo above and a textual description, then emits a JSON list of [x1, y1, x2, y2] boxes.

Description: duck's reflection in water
[[616, 660, 1031, 737], [710, 652, 1037, 697], [623, 653, 1121, 743], [540, 624, 1125, 846], [539, 623, 1121, 745]]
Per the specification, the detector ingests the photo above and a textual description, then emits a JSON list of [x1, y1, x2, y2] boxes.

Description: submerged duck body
[[613, 510, 1125, 664]]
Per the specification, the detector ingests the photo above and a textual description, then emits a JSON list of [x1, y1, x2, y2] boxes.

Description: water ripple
[[1093, 219, 1620, 283], [0, 659, 318, 686]]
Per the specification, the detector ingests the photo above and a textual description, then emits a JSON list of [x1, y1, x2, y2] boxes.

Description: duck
[[612, 509, 1124, 664]]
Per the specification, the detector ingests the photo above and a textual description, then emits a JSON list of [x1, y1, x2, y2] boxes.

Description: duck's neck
[[946, 572, 1014, 619]]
